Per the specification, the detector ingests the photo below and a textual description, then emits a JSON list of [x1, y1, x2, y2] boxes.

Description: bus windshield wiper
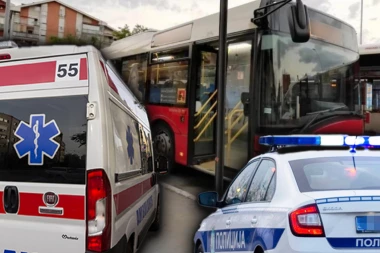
[[299, 106, 351, 134]]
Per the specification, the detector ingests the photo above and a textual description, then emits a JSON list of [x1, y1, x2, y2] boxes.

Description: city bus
[[102, 0, 364, 176], [359, 43, 380, 135]]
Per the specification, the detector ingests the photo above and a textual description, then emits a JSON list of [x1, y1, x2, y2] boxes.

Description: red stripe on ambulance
[[0, 191, 4, 214], [18, 192, 85, 220], [0, 58, 88, 86], [0, 61, 56, 86], [79, 58, 88, 80], [113, 178, 152, 216], [0, 191, 85, 219]]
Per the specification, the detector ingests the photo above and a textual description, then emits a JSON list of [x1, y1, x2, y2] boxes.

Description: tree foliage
[[48, 34, 103, 49], [113, 24, 149, 40]]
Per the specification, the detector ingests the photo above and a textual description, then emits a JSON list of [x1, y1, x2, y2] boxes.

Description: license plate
[[356, 216, 380, 233]]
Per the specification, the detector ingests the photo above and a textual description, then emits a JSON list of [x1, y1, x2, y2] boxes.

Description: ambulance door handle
[[226, 219, 231, 226], [251, 218, 258, 225], [3, 186, 19, 213]]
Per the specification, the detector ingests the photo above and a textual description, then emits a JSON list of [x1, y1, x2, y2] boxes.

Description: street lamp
[[215, 0, 228, 199]]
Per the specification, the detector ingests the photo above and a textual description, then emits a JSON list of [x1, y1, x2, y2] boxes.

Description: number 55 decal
[[55, 59, 81, 82]]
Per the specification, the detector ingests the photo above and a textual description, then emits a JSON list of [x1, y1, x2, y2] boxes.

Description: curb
[[160, 183, 197, 201]]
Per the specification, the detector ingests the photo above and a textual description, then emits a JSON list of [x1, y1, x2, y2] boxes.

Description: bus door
[[193, 46, 218, 162]]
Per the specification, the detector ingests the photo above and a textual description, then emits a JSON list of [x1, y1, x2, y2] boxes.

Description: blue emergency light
[[259, 135, 380, 148]]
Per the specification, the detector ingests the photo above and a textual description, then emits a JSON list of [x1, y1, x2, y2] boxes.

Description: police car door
[[234, 158, 281, 252], [210, 159, 260, 252], [0, 54, 89, 253]]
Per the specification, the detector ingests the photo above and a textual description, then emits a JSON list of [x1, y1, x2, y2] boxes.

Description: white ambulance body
[[0, 45, 167, 253]]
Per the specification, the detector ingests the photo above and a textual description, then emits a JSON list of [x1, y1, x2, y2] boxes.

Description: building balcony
[[11, 31, 39, 41]]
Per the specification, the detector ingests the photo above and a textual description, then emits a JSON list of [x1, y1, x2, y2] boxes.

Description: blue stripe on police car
[[196, 227, 284, 252], [327, 237, 380, 249]]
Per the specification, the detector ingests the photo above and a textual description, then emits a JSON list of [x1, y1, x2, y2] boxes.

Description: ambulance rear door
[[0, 52, 90, 253]]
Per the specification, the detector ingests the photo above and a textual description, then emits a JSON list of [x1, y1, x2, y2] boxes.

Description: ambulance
[[0, 44, 168, 253]]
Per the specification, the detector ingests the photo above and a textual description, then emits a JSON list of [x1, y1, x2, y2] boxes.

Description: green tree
[[113, 24, 150, 40], [112, 24, 131, 40], [132, 24, 149, 35]]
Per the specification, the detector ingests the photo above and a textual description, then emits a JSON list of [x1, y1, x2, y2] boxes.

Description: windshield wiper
[[299, 106, 351, 134], [306, 105, 348, 115]]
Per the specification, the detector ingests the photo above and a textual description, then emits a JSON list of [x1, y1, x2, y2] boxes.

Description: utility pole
[[360, 0, 363, 44], [215, 0, 228, 200], [3, 0, 11, 40]]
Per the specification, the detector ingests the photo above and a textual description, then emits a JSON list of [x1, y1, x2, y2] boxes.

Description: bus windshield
[[258, 31, 360, 133]]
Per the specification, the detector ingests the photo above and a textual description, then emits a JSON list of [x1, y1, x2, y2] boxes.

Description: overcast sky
[[12, 0, 380, 44]]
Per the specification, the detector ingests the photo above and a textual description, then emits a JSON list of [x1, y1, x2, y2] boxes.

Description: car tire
[[149, 196, 160, 231], [196, 243, 205, 253], [153, 122, 175, 173], [126, 240, 133, 253]]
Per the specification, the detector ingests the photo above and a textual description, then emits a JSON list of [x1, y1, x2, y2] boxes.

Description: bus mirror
[[288, 0, 310, 43]]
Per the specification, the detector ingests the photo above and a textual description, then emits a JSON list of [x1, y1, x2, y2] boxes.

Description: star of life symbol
[[14, 114, 61, 166]]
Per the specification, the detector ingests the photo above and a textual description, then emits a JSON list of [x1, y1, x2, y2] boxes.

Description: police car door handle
[[251, 218, 258, 224], [226, 219, 231, 226]]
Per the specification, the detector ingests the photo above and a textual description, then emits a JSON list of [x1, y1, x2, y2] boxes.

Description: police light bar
[[259, 135, 380, 147]]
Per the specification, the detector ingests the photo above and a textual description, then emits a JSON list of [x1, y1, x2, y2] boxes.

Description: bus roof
[[102, 0, 260, 60], [359, 43, 380, 55], [0, 45, 99, 61]]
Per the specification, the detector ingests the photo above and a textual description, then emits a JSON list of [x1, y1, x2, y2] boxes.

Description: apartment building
[[0, 0, 8, 37], [1, 0, 115, 47]]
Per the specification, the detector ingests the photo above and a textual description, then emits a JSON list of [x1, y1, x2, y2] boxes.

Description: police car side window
[[246, 159, 276, 202], [225, 160, 259, 205]]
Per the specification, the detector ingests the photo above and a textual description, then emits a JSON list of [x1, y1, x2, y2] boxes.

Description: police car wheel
[[196, 243, 204, 253], [126, 240, 133, 253], [150, 196, 160, 231], [153, 123, 175, 173]]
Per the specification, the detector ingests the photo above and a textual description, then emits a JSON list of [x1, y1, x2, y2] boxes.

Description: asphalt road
[[138, 185, 212, 253], [157, 165, 231, 197]]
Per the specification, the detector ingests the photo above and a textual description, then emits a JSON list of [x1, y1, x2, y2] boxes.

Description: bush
[[48, 34, 103, 49]]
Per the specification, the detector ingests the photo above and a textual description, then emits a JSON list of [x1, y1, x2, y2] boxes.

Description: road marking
[[160, 183, 197, 201]]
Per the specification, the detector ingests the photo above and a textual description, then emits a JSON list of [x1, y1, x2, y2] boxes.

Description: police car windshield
[[289, 156, 380, 192], [0, 96, 87, 185]]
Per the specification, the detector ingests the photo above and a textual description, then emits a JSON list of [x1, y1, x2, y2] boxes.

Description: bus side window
[[137, 124, 154, 174], [120, 54, 148, 103]]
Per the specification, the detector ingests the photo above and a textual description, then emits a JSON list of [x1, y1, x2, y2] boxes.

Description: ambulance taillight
[[86, 169, 112, 252], [0, 54, 11, 60]]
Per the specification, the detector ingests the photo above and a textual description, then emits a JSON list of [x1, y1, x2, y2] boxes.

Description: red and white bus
[[103, 0, 364, 176], [359, 43, 380, 135]]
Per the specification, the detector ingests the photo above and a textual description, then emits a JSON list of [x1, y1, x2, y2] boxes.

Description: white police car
[[194, 135, 380, 253]]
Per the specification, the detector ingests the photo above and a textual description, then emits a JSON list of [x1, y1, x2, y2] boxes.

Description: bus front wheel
[[153, 123, 175, 173]]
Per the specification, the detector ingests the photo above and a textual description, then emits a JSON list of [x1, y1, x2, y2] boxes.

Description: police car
[[0, 45, 168, 253], [194, 135, 380, 253]]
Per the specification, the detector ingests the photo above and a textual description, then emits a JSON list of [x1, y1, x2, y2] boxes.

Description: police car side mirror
[[198, 191, 219, 208], [155, 155, 169, 175]]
